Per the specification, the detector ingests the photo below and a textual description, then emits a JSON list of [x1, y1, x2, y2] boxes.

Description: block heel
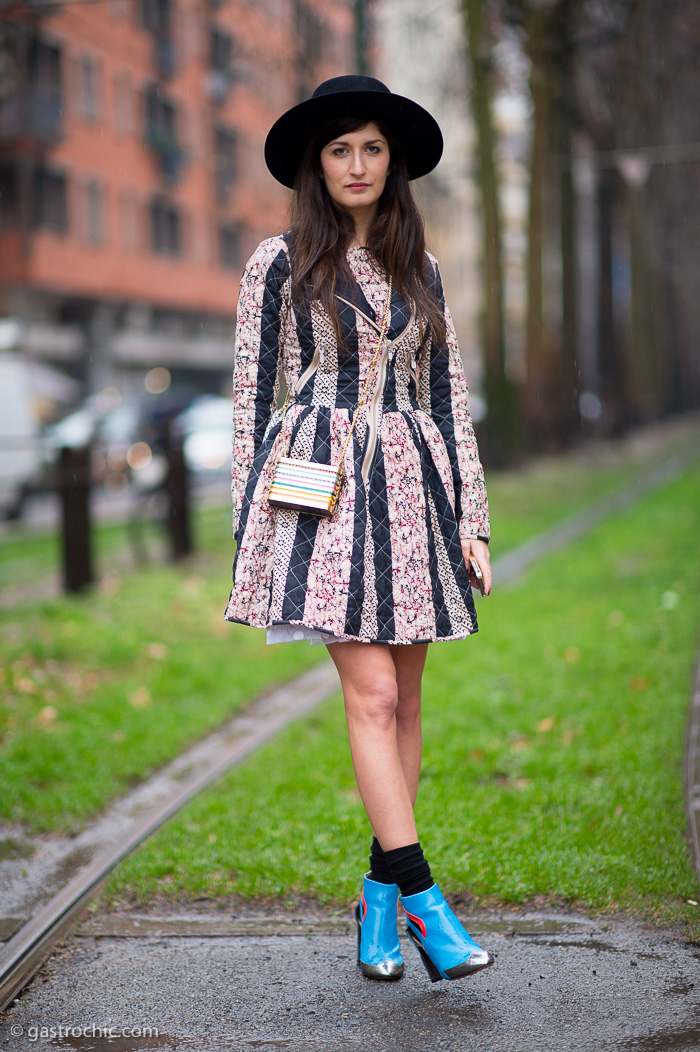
[[400, 883, 494, 983]]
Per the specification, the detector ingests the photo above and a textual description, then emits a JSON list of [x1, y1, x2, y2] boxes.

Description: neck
[[347, 203, 378, 249]]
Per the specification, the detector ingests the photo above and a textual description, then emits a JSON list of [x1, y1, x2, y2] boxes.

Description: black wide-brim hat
[[264, 74, 444, 189]]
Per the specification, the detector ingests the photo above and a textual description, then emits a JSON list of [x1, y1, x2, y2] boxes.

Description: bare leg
[[391, 643, 427, 808], [326, 641, 429, 851]]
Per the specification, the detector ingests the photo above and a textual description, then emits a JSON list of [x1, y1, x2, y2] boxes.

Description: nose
[[349, 149, 366, 176]]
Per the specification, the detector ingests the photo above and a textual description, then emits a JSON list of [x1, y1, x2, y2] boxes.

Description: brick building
[[0, 0, 357, 402]]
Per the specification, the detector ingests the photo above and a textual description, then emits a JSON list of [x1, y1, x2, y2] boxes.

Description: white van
[[0, 352, 44, 519]]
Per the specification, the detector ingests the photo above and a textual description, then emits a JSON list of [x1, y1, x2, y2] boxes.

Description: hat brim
[[264, 90, 444, 189]]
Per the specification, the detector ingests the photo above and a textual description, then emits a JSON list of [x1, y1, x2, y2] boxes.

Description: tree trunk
[[523, 9, 560, 451], [462, 0, 521, 465], [552, 5, 579, 443]]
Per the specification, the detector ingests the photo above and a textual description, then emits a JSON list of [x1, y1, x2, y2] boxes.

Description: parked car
[[0, 350, 80, 519], [173, 395, 233, 481]]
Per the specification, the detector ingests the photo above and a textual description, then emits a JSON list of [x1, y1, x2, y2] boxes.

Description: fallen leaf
[[510, 736, 529, 753], [36, 705, 57, 725], [15, 677, 37, 694], [536, 717, 555, 734], [628, 676, 651, 691], [564, 646, 580, 663], [144, 642, 168, 660], [128, 687, 151, 708]]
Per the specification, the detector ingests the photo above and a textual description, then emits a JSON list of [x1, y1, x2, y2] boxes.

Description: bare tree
[[461, 0, 521, 464]]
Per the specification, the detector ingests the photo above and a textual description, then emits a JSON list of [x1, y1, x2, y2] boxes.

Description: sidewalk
[[1, 903, 698, 1051]]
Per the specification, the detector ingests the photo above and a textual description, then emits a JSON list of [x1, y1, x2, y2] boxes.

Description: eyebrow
[[327, 138, 386, 147]]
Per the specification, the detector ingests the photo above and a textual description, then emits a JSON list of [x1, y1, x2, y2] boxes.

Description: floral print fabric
[[224, 235, 490, 644]]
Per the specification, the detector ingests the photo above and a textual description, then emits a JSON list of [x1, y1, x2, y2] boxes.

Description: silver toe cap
[[359, 959, 405, 980]]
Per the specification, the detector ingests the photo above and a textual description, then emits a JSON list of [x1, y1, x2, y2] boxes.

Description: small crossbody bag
[[268, 277, 393, 518]]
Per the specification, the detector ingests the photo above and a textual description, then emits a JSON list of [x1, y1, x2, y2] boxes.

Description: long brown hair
[[287, 116, 446, 353]]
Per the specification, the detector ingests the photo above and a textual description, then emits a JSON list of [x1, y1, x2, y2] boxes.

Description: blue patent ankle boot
[[354, 872, 405, 980], [400, 883, 493, 983]]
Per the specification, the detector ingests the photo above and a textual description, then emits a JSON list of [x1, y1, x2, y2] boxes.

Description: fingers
[[462, 538, 492, 596]]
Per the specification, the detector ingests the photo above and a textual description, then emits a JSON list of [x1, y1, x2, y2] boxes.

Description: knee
[[346, 679, 399, 729], [396, 691, 421, 730]]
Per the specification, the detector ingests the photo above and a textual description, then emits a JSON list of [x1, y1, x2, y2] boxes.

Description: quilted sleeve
[[416, 255, 490, 542], [231, 237, 290, 539]]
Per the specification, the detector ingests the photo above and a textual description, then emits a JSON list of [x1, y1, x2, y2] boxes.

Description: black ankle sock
[[383, 841, 434, 897], [368, 835, 395, 884]]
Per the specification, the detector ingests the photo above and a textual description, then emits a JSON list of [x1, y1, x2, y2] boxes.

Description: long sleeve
[[231, 237, 290, 539], [417, 256, 490, 542]]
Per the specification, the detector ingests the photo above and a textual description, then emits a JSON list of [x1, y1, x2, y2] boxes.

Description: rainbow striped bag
[[268, 457, 345, 517]]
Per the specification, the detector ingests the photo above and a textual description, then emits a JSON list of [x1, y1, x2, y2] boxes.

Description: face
[[318, 122, 390, 214]]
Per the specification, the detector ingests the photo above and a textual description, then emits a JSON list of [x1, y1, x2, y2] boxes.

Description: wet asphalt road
[[1, 909, 699, 1052]]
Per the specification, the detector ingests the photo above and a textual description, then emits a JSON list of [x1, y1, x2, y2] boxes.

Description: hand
[[461, 537, 492, 596]]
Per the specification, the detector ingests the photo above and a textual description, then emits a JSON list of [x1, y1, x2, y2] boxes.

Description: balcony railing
[[145, 124, 188, 187], [0, 87, 63, 144]]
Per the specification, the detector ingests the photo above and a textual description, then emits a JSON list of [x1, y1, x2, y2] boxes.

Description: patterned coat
[[224, 234, 490, 645]]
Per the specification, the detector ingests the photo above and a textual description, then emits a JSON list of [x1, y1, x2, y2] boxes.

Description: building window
[[119, 188, 142, 252], [23, 33, 63, 141], [203, 27, 233, 103], [144, 84, 185, 184], [214, 126, 237, 201], [140, 0, 176, 77], [210, 27, 232, 73], [149, 196, 180, 256], [140, 0, 171, 34], [114, 70, 135, 137], [219, 223, 241, 270], [79, 54, 101, 122], [32, 166, 68, 233], [0, 162, 19, 229], [86, 178, 104, 244]]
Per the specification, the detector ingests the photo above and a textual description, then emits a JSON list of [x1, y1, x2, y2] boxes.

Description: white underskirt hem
[[266, 623, 351, 647]]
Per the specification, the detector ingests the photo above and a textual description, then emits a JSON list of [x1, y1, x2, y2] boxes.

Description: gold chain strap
[[336, 276, 393, 467], [277, 276, 393, 463]]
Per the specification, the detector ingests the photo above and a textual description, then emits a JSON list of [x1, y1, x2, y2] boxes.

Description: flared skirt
[[224, 402, 477, 644]]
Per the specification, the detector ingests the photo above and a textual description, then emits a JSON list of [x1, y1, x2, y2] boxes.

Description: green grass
[[101, 463, 700, 934], [0, 503, 326, 833], [1, 427, 697, 849]]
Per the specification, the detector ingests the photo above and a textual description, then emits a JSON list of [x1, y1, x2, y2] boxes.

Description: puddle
[[615, 1022, 700, 1051], [76, 911, 595, 940], [26, 845, 99, 899], [0, 915, 25, 940], [527, 937, 662, 959], [244, 1043, 293, 1049], [664, 981, 696, 997], [51, 1034, 185, 1051], [0, 837, 36, 860]]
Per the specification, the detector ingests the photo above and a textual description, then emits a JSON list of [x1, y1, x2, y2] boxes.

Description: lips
[[347, 183, 369, 189]]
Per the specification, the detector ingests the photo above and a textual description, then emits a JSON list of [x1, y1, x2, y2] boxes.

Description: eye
[[331, 147, 347, 156]]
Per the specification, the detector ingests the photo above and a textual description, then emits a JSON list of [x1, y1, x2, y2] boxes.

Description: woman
[[224, 75, 493, 984]]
